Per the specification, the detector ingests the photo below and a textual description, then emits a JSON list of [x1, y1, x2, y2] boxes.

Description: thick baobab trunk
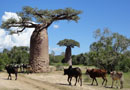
[[65, 46, 72, 66], [29, 28, 49, 73]]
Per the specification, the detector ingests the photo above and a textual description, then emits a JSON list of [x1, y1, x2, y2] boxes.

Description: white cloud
[[0, 28, 34, 52], [53, 24, 59, 29], [2, 12, 20, 22], [52, 47, 61, 52], [49, 47, 62, 54], [0, 12, 34, 52]]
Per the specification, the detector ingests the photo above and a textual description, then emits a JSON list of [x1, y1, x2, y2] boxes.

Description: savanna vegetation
[[1, 6, 82, 72], [0, 29, 130, 74], [0, 5, 130, 90]]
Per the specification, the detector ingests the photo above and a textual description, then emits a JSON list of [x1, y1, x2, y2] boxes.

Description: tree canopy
[[57, 39, 80, 48], [90, 29, 130, 72], [1, 6, 82, 33]]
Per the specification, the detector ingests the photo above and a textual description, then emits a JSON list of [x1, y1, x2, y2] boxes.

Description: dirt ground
[[0, 70, 129, 90]]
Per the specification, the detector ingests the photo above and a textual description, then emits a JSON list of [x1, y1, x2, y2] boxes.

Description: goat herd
[[5, 65, 123, 89]]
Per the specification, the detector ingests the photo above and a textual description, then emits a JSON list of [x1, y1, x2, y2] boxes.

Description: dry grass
[[0, 66, 130, 90]]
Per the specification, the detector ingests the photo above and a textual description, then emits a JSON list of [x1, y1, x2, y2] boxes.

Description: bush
[[0, 59, 5, 71], [120, 58, 130, 72]]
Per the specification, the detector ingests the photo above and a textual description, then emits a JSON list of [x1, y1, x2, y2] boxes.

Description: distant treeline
[[0, 30, 130, 73], [0, 46, 29, 71], [50, 30, 130, 73]]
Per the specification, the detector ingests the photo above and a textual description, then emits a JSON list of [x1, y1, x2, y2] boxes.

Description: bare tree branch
[[17, 27, 26, 33]]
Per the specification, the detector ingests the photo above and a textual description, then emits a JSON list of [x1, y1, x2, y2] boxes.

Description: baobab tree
[[1, 6, 82, 72], [57, 39, 80, 66]]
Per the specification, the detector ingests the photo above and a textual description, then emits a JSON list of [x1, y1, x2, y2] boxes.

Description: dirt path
[[0, 72, 129, 90]]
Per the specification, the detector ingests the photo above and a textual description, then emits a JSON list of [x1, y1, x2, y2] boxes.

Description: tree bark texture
[[65, 46, 72, 66], [29, 28, 49, 73]]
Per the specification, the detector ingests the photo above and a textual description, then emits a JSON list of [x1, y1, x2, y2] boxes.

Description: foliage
[[1, 6, 82, 33], [57, 39, 80, 48], [119, 51, 130, 72], [7, 46, 29, 64], [71, 53, 92, 66], [55, 63, 64, 71], [0, 46, 29, 71], [49, 54, 64, 65], [89, 29, 130, 73]]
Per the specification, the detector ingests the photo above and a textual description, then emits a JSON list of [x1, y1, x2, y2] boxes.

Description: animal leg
[[104, 77, 107, 87], [95, 78, 98, 86], [111, 80, 114, 88], [68, 76, 72, 85], [15, 73, 17, 80], [10, 74, 12, 80], [102, 77, 105, 85], [120, 80, 123, 89], [74, 77, 77, 86], [79, 76, 82, 86], [91, 78, 94, 85], [7, 74, 10, 80], [69, 77, 72, 85], [67, 76, 70, 85], [102, 77, 107, 87], [116, 80, 118, 88]]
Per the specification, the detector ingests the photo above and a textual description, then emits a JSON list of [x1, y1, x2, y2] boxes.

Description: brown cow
[[110, 71, 123, 89], [86, 68, 107, 86]]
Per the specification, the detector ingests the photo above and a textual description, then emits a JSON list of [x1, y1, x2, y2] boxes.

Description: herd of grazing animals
[[5, 64, 33, 80], [63, 66, 124, 89], [5, 65, 124, 89]]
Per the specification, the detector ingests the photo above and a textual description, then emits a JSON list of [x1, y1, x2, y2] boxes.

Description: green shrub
[[0, 59, 5, 71]]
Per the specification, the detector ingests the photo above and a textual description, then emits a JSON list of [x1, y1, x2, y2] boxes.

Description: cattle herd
[[5, 65, 124, 89], [63, 66, 124, 89], [5, 64, 32, 80]]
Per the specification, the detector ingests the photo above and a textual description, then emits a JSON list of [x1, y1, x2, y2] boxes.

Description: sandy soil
[[0, 71, 129, 90]]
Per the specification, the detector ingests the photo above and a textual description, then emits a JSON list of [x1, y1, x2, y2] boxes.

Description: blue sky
[[0, 0, 130, 55]]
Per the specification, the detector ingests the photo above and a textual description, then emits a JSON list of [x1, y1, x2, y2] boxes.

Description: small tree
[[1, 6, 82, 72], [57, 39, 80, 66]]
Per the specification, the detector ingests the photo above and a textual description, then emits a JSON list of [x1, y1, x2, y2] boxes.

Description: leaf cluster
[[1, 6, 82, 32], [0, 46, 29, 71], [90, 29, 130, 72], [57, 39, 80, 48]]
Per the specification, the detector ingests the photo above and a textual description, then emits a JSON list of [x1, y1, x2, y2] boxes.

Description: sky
[[0, 0, 130, 55]]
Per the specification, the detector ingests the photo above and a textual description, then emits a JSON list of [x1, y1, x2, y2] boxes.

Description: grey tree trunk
[[65, 46, 72, 66], [29, 28, 49, 73]]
